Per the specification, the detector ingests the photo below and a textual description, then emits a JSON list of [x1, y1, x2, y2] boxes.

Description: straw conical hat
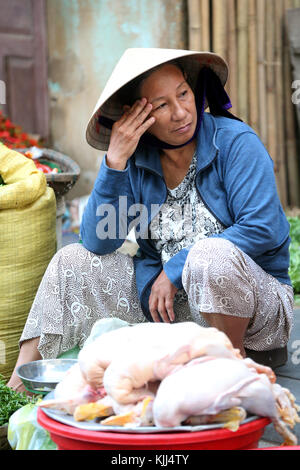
[[86, 48, 229, 150]]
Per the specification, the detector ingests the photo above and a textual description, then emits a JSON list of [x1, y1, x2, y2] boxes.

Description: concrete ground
[[258, 307, 300, 448], [62, 232, 300, 448]]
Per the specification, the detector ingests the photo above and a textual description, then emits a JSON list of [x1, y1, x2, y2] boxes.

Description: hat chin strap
[[98, 67, 242, 151]]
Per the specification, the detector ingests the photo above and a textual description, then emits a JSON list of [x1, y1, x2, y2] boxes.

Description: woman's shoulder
[[210, 113, 256, 136], [205, 113, 266, 155], [201, 113, 271, 168]]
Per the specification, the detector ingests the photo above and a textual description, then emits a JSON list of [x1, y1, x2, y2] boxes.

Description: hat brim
[[86, 48, 228, 151]]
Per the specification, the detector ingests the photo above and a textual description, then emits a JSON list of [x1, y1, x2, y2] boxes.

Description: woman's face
[[139, 64, 197, 146]]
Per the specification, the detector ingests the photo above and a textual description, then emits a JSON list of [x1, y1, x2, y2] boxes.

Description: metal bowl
[[17, 359, 78, 395]]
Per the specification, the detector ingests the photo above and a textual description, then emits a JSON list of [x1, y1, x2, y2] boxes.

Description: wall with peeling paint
[[46, 0, 187, 199]]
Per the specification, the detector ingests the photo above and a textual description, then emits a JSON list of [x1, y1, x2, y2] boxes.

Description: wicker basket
[[18, 148, 80, 198], [0, 424, 11, 451]]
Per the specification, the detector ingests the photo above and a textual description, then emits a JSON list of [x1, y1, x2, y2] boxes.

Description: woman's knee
[[181, 238, 250, 301], [55, 242, 88, 258], [183, 238, 236, 277], [182, 238, 255, 319], [53, 242, 95, 271], [190, 237, 234, 256]]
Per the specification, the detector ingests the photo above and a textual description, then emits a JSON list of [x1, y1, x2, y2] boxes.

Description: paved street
[[261, 307, 300, 446]]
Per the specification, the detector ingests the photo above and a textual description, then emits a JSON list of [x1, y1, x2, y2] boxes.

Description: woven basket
[[0, 425, 11, 451], [18, 148, 80, 197]]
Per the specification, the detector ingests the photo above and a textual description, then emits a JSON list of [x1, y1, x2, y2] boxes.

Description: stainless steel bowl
[[17, 359, 78, 395]]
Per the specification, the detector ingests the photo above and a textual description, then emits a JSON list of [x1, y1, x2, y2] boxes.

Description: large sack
[[0, 143, 57, 381]]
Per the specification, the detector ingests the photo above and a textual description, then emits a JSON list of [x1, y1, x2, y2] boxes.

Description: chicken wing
[[40, 362, 105, 414]]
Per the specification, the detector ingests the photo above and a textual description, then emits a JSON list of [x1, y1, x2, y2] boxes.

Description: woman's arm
[[80, 157, 134, 254], [213, 131, 290, 256], [80, 99, 155, 255]]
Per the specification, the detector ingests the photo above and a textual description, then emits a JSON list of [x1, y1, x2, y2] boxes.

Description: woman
[[8, 48, 293, 391]]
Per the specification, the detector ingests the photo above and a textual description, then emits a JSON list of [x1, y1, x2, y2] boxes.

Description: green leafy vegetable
[[0, 174, 4, 186], [0, 375, 38, 426], [288, 216, 300, 303]]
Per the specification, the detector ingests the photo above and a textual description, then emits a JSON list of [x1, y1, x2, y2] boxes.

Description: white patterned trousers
[[20, 239, 294, 358]]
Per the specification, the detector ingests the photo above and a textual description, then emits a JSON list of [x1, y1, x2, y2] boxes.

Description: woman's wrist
[[106, 152, 128, 170]]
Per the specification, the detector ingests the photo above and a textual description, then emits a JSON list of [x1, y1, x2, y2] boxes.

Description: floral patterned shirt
[[149, 152, 226, 266]]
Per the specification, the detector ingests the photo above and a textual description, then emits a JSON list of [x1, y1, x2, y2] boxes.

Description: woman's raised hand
[[106, 98, 155, 170]]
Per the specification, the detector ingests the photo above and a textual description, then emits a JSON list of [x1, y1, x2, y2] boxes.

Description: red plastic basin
[[37, 408, 271, 450]]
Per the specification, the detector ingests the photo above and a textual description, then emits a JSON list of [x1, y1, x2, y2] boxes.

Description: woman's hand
[[106, 98, 155, 170], [149, 270, 178, 323]]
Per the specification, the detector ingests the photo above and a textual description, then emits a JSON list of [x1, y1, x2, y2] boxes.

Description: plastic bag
[[82, 317, 130, 348], [58, 346, 80, 359], [7, 402, 57, 450]]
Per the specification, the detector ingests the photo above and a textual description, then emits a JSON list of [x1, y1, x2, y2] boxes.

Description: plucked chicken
[[39, 322, 300, 445], [78, 322, 242, 403], [73, 384, 158, 427], [152, 356, 300, 445], [41, 362, 106, 414]]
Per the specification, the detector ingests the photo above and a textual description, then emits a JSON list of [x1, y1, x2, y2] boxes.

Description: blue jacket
[[80, 113, 292, 320]]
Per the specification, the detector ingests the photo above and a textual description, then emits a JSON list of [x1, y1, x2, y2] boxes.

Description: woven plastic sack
[[0, 143, 57, 381]]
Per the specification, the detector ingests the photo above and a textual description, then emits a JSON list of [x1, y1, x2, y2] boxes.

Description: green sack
[[0, 144, 57, 381]]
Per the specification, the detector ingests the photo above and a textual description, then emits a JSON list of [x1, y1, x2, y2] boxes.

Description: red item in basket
[[35, 162, 52, 174]]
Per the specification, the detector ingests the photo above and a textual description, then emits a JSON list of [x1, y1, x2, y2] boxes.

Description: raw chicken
[[79, 322, 242, 403], [39, 321, 299, 446], [100, 323, 275, 405], [41, 322, 274, 414], [40, 362, 106, 414], [73, 389, 245, 431], [78, 325, 140, 388], [73, 384, 158, 427], [152, 356, 300, 445]]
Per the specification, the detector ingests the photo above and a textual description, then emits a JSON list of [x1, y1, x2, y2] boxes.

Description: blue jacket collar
[[134, 113, 219, 176]]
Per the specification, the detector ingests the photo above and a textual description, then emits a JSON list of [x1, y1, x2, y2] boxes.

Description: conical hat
[[86, 48, 229, 150]]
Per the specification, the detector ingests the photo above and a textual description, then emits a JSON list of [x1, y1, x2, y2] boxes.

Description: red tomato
[[35, 162, 52, 173]]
